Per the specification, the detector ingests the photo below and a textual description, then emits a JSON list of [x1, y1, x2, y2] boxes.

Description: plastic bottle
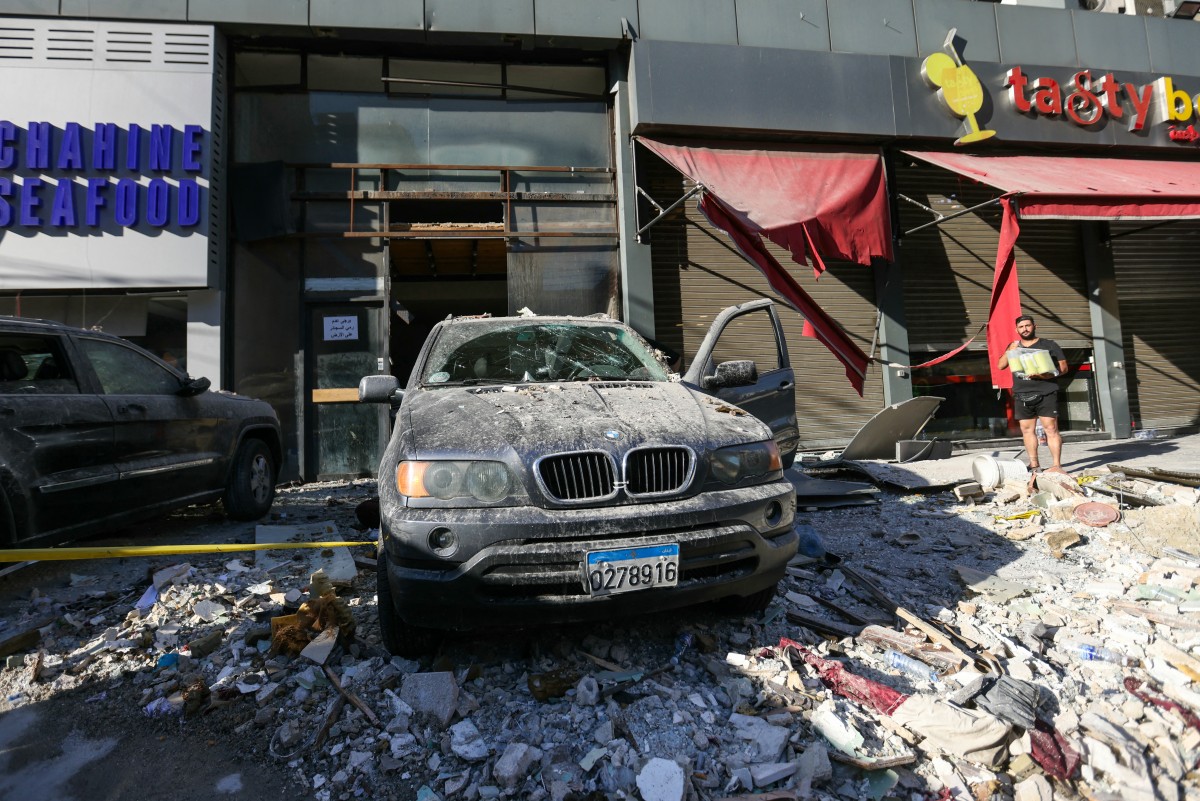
[[1035, 420, 1047, 445], [1137, 585, 1185, 603], [794, 523, 826, 559], [884, 649, 939, 683], [1059, 642, 1139, 667]]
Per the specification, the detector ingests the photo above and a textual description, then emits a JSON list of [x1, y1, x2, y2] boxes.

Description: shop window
[[386, 59, 503, 97], [913, 347, 1099, 439], [506, 64, 606, 99], [308, 55, 385, 93], [235, 52, 302, 88]]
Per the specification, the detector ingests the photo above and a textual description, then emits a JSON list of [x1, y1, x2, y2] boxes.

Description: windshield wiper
[[424, 377, 517, 387]]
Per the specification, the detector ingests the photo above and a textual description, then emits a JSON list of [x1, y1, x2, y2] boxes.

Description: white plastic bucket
[[972, 455, 1029, 489]]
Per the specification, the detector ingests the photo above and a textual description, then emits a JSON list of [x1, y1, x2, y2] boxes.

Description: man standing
[[997, 314, 1069, 473]]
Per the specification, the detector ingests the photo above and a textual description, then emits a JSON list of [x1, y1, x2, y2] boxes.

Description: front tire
[[223, 439, 276, 521], [376, 547, 441, 658]]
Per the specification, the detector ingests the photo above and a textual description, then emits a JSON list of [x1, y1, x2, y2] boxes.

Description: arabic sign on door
[[322, 315, 359, 341]]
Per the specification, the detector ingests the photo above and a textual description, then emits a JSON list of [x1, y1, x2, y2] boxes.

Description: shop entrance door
[[305, 303, 387, 479]]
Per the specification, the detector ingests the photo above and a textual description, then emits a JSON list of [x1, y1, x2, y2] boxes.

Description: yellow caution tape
[[0, 540, 376, 563], [994, 510, 1043, 522]]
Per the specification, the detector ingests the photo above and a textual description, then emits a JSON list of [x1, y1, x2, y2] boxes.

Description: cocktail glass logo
[[921, 30, 996, 146]]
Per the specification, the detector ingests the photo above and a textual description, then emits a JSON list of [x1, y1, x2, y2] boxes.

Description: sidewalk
[[966, 431, 1200, 476]]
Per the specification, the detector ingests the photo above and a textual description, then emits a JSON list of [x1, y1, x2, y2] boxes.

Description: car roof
[[0, 315, 127, 343]]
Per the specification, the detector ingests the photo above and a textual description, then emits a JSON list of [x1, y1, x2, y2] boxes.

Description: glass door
[[306, 303, 386, 478]]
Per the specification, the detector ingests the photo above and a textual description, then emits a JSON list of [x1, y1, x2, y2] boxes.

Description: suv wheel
[[223, 439, 276, 521], [377, 547, 440, 658]]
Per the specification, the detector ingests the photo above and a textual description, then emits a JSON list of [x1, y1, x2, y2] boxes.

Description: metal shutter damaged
[[1110, 221, 1200, 432], [897, 163, 1091, 352], [645, 156, 884, 448]]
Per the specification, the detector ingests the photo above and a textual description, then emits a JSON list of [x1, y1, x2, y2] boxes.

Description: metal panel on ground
[[645, 156, 885, 449], [1110, 221, 1200, 432]]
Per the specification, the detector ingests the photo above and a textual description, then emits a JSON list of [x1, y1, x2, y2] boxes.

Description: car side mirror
[[179, 376, 211, 396], [359, 374, 402, 404], [702, 360, 758, 390]]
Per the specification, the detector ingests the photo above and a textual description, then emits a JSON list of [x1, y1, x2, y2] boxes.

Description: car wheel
[[376, 547, 441, 658], [223, 439, 277, 521], [722, 582, 777, 615]]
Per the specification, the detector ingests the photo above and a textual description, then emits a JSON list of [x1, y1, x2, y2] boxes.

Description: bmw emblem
[[603, 430, 621, 441]]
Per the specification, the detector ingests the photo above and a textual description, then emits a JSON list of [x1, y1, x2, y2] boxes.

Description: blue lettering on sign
[[0, 121, 207, 232]]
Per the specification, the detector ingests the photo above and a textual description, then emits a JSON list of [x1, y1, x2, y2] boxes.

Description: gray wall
[[3, 1, 1199, 76]]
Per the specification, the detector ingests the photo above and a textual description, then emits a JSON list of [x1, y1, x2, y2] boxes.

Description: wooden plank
[[312, 388, 360, 403]]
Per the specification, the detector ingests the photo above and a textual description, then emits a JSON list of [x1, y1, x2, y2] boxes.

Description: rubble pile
[[1, 466, 1199, 800]]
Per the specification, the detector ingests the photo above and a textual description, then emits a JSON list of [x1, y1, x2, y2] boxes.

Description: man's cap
[[1015, 314, 1034, 325]]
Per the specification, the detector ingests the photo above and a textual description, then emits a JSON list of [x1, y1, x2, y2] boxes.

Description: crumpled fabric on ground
[[974, 675, 1040, 730], [1125, 676, 1200, 731], [1028, 718, 1081, 780], [779, 638, 907, 716], [891, 693, 1012, 768]]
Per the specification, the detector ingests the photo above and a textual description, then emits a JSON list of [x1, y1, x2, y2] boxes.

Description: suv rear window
[[0, 333, 78, 395]]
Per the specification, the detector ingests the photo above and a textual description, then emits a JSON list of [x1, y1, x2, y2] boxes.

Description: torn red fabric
[[986, 197, 1022, 390], [1028, 718, 1082, 781], [637, 138, 893, 394], [701, 196, 869, 395], [638, 138, 894, 270], [902, 150, 1200, 220], [1125, 677, 1200, 731], [779, 638, 908, 716]]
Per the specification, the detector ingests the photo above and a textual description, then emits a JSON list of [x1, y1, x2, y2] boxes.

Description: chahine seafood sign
[[0, 122, 206, 230]]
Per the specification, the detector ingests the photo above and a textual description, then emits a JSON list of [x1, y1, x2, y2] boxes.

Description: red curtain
[[986, 197, 1022, 390], [638, 138, 894, 395]]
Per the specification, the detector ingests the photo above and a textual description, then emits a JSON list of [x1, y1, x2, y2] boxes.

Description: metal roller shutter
[[644, 155, 885, 448], [896, 162, 1091, 351], [1110, 221, 1200, 432]]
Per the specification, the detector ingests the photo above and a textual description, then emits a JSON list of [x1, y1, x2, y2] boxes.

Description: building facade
[[2, 0, 1198, 480]]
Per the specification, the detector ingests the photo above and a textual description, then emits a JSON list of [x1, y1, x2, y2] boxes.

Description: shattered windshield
[[420, 320, 671, 386]]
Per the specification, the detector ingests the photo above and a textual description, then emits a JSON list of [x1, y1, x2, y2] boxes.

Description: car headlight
[[710, 441, 782, 484], [396, 460, 512, 502]]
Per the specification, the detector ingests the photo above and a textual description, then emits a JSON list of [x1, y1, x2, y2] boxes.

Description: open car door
[[683, 299, 799, 464]]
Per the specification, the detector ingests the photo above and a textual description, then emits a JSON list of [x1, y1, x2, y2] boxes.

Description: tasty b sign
[[1005, 68, 1200, 145]]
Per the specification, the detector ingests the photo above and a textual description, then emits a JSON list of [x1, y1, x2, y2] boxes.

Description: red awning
[[904, 150, 1200, 220], [637, 138, 894, 395]]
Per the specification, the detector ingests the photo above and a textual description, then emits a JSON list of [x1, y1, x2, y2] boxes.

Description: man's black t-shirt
[[1011, 337, 1066, 395]]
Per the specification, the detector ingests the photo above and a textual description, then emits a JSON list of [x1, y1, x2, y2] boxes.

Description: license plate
[[584, 544, 680, 597]]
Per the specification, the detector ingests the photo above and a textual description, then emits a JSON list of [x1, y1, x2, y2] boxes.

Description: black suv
[[0, 317, 282, 547]]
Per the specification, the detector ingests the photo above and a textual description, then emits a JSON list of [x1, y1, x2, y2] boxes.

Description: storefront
[[627, 26, 1200, 447], [5, 3, 1200, 480], [228, 48, 618, 479]]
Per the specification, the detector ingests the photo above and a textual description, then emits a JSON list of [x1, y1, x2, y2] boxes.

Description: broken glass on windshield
[[421, 321, 670, 386]]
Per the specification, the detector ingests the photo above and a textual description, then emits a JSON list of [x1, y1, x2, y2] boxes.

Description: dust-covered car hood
[[401, 380, 770, 458]]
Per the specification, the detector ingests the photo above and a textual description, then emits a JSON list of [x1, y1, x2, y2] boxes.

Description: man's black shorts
[[1013, 389, 1058, 421]]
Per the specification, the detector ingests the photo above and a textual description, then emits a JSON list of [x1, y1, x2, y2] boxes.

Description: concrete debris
[[3, 459, 1200, 800]]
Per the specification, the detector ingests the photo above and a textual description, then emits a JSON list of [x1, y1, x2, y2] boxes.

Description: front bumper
[[380, 481, 797, 629]]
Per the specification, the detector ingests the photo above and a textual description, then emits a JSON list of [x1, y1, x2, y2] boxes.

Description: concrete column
[[1081, 221, 1131, 438], [878, 151, 912, 406], [611, 50, 656, 339], [874, 257, 913, 406], [186, 288, 223, 387]]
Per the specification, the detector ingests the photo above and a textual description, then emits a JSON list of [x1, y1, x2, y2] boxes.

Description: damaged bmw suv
[[359, 299, 800, 656]]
